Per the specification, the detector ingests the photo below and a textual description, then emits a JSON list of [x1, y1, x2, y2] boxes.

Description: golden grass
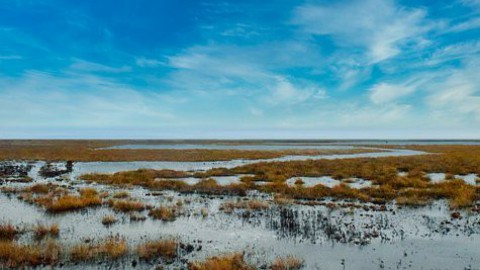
[[294, 178, 305, 186], [271, 255, 304, 270], [62, 144, 480, 208], [113, 191, 130, 199], [101, 215, 118, 226], [79, 187, 99, 197], [396, 194, 432, 207], [33, 223, 59, 240], [273, 194, 294, 205], [108, 199, 145, 212], [0, 240, 60, 268], [35, 190, 102, 213], [188, 253, 254, 270], [0, 187, 20, 194], [83, 171, 250, 196], [137, 239, 177, 261], [70, 236, 127, 262], [28, 183, 56, 194], [129, 212, 147, 222], [0, 140, 374, 162], [220, 199, 269, 213], [0, 223, 20, 241], [201, 208, 209, 217], [148, 206, 179, 222]]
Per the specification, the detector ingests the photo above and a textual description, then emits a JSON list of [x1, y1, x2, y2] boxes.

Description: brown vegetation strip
[[0, 140, 379, 162], [188, 253, 254, 270], [69, 236, 127, 262], [137, 239, 177, 261], [271, 255, 305, 270], [0, 240, 60, 268], [17, 186, 103, 213], [81, 146, 480, 208], [0, 223, 21, 241]]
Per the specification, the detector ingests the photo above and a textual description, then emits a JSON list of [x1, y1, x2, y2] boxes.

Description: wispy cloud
[[1, 0, 480, 138], [0, 68, 175, 128], [70, 59, 131, 73], [292, 0, 433, 63], [426, 58, 480, 121], [135, 57, 163, 68], [369, 83, 416, 104], [0, 55, 22, 60]]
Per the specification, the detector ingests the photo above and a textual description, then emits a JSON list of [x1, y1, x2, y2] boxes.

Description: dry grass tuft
[[294, 178, 305, 186], [101, 215, 118, 226], [220, 199, 269, 213], [108, 199, 145, 212], [29, 187, 102, 213], [271, 255, 304, 270], [113, 191, 130, 199], [0, 240, 60, 267], [36, 194, 102, 213], [70, 236, 127, 262], [137, 239, 177, 261], [148, 206, 180, 222], [273, 195, 294, 205], [28, 183, 57, 194], [0, 223, 20, 241], [188, 253, 254, 270], [33, 223, 59, 240], [0, 186, 20, 194], [129, 212, 147, 222]]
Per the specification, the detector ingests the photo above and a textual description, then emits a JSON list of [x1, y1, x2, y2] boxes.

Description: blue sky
[[1, 0, 480, 139]]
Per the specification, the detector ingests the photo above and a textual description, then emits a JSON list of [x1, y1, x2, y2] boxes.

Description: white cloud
[[135, 57, 162, 67], [426, 41, 480, 65], [336, 103, 413, 127], [426, 59, 480, 120], [369, 82, 416, 104], [249, 107, 263, 116], [70, 59, 131, 73], [165, 44, 328, 107], [448, 17, 480, 32], [292, 0, 432, 63], [0, 69, 174, 128], [0, 55, 22, 60], [268, 76, 327, 105]]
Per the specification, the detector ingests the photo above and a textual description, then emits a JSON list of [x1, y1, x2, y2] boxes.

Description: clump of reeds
[[69, 236, 127, 262], [219, 199, 269, 213], [113, 191, 130, 199], [0, 186, 20, 194], [188, 253, 254, 270], [0, 240, 60, 268], [101, 215, 118, 226], [33, 223, 59, 240], [0, 223, 21, 241], [37, 194, 101, 213], [129, 212, 147, 222], [148, 206, 179, 222], [108, 199, 145, 212], [273, 194, 294, 205], [29, 187, 102, 213], [294, 178, 305, 186], [271, 255, 304, 270], [201, 208, 209, 218], [28, 183, 57, 194], [396, 195, 432, 207], [136, 238, 177, 261], [430, 180, 476, 208]]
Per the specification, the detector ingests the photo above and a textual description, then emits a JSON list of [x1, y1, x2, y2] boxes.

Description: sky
[[1, 0, 480, 139]]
